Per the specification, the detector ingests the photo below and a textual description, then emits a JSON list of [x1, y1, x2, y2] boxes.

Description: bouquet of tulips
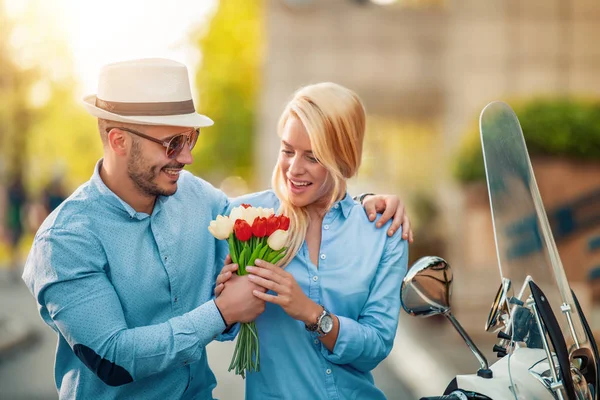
[[208, 204, 290, 378]]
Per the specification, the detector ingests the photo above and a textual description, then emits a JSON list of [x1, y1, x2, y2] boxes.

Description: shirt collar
[[331, 192, 355, 219], [90, 159, 160, 220]]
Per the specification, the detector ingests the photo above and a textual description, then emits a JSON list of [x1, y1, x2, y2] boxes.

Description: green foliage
[[190, 0, 263, 187], [454, 98, 600, 183], [28, 83, 101, 194]]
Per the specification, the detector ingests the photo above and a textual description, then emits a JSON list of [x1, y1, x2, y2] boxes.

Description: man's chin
[[160, 185, 178, 197]]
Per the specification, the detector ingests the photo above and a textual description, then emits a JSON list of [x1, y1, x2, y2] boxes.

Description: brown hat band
[[95, 98, 195, 116]]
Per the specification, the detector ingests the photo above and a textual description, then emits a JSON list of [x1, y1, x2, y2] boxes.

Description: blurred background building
[[2, 0, 600, 398]]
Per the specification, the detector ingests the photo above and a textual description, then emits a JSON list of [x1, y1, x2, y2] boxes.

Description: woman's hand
[[362, 194, 414, 243], [246, 259, 322, 324], [214, 255, 238, 297]]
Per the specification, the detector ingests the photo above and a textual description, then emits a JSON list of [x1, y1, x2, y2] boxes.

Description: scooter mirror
[[401, 256, 453, 317], [402, 256, 492, 377]]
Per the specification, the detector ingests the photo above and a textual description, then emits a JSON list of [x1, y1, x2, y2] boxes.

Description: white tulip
[[261, 208, 275, 218], [208, 215, 234, 240], [242, 207, 261, 225], [267, 229, 289, 251], [229, 206, 245, 223]]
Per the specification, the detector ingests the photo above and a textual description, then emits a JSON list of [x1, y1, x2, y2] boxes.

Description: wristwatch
[[305, 306, 334, 337], [355, 193, 375, 204]]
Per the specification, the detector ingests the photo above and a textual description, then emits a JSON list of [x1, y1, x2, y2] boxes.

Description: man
[[23, 58, 411, 399]]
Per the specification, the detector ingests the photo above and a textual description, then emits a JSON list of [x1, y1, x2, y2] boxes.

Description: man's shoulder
[[36, 180, 100, 236]]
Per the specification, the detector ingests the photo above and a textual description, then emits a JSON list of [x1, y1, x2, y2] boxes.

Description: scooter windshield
[[479, 101, 592, 362]]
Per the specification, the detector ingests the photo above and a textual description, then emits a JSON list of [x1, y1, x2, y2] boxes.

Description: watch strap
[[305, 305, 325, 333]]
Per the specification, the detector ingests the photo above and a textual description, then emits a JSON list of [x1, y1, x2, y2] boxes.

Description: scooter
[[401, 101, 600, 400]]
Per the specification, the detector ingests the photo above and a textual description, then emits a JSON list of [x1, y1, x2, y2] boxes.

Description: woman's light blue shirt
[[231, 190, 409, 400]]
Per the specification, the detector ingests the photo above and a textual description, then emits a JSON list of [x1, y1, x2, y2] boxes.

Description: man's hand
[[362, 194, 414, 243], [214, 274, 266, 325]]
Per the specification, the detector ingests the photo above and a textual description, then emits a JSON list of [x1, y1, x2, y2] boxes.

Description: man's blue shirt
[[23, 161, 230, 399]]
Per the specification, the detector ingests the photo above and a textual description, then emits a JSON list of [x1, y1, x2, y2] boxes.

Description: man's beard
[[127, 140, 183, 198]]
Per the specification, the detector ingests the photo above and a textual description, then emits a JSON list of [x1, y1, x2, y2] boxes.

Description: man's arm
[[27, 227, 259, 386]]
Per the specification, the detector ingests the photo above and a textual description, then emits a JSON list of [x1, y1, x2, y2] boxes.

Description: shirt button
[[334, 204, 339, 209], [320, 253, 326, 260], [323, 224, 329, 230], [312, 276, 319, 281], [326, 368, 332, 375], [174, 296, 178, 303], [314, 339, 319, 345], [164, 256, 168, 261]]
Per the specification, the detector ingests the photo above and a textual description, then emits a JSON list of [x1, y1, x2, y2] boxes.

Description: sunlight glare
[[59, 0, 217, 96]]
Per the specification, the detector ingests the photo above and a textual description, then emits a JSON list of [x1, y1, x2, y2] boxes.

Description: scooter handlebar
[[420, 391, 491, 400]]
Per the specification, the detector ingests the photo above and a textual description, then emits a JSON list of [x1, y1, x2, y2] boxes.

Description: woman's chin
[[287, 192, 310, 208]]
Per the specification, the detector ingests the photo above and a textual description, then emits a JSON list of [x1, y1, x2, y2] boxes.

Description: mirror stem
[[445, 312, 493, 378]]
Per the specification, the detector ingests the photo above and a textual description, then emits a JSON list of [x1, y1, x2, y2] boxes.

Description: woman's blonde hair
[[272, 82, 366, 267]]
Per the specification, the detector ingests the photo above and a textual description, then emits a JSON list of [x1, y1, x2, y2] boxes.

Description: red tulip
[[279, 215, 290, 231], [266, 215, 280, 236], [252, 217, 267, 238], [241, 203, 251, 209], [234, 219, 252, 241]]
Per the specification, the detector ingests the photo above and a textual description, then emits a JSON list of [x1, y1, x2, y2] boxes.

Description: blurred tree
[[0, 0, 101, 195], [190, 0, 264, 187], [0, 0, 37, 181]]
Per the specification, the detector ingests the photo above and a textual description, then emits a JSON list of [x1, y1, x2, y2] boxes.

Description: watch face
[[320, 315, 334, 334]]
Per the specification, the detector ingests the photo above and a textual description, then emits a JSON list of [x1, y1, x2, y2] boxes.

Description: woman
[[217, 82, 408, 399]]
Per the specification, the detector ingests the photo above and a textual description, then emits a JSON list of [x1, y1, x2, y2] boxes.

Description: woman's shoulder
[[347, 207, 406, 247], [230, 189, 281, 210]]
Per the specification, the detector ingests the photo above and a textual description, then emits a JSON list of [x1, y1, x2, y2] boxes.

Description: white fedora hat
[[83, 58, 213, 128]]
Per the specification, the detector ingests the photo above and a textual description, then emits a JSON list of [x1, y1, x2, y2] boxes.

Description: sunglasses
[[106, 126, 200, 159]]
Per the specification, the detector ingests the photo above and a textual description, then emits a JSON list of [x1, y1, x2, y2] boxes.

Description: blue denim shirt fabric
[[23, 160, 230, 399], [230, 190, 409, 400]]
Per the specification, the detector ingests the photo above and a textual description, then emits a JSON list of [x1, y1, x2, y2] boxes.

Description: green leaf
[[238, 246, 249, 274], [257, 245, 269, 261], [270, 252, 286, 265], [265, 247, 286, 263], [228, 234, 238, 264], [247, 243, 263, 267]]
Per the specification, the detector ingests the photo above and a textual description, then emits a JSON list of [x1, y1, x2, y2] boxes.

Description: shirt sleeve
[[320, 228, 408, 372], [212, 236, 241, 342], [26, 227, 227, 387]]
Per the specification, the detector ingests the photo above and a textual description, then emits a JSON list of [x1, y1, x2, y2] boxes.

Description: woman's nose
[[288, 156, 305, 176]]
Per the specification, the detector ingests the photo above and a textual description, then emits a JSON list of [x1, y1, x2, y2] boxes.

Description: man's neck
[[99, 161, 156, 214]]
